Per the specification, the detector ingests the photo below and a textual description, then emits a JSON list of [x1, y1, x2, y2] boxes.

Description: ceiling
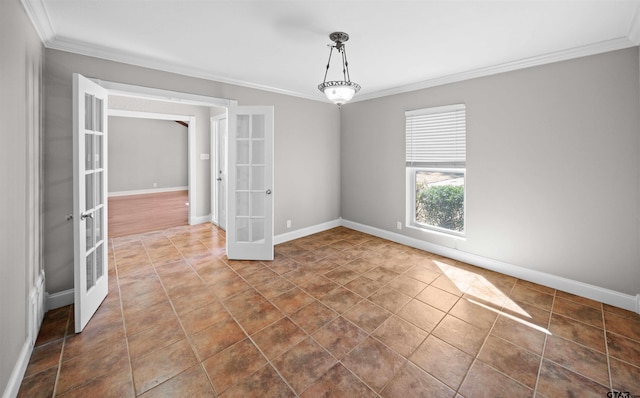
[[23, 0, 640, 103]]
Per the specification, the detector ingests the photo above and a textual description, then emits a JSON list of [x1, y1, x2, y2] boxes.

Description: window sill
[[405, 223, 466, 240]]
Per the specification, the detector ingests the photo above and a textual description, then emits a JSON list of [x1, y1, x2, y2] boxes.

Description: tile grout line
[[50, 306, 73, 397], [114, 237, 140, 397], [602, 301, 615, 394], [531, 287, 555, 397]]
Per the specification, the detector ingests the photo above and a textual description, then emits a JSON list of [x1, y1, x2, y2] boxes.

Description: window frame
[[406, 166, 466, 237], [405, 103, 467, 238]]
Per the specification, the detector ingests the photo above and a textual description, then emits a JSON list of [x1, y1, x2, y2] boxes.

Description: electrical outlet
[[286, 220, 292, 229], [396, 221, 402, 230]]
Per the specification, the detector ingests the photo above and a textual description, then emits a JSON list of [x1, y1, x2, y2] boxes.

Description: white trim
[[46, 288, 74, 310], [108, 186, 188, 197], [108, 109, 190, 121], [47, 35, 636, 104], [274, 219, 342, 245], [627, 3, 640, 45], [210, 115, 227, 227], [28, 271, 46, 346], [2, 338, 32, 398], [191, 215, 212, 225], [101, 80, 236, 108], [187, 117, 196, 225], [46, 37, 320, 102], [341, 219, 639, 314], [19, 0, 55, 44], [353, 37, 636, 103]]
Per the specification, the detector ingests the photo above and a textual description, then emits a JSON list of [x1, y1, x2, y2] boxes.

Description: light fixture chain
[[342, 47, 351, 82], [323, 46, 334, 84]]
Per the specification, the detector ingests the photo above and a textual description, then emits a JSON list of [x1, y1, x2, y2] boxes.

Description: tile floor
[[18, 224, 640, 397]]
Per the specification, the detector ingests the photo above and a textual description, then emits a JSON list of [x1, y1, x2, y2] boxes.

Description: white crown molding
[[628, 3, 640, 45], [46, 36, 322, 102], [353, 37, 637, 103], [20, 0, 55, 44]]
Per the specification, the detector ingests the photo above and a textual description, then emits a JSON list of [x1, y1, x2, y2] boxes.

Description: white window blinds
[[405, 104, 466, 168]]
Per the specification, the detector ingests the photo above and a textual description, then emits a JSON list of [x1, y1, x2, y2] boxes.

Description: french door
[[72, 74, 109, 332], [226, 106, 274, 260]]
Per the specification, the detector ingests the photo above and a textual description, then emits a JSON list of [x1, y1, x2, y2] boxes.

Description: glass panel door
[[226, 106, 273, 260], [73, 74, 109, 333]]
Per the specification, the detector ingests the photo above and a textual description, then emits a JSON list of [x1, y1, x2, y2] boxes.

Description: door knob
[[216, 178, 222, 181], [80, 212, 93, 220], [266, 189, 272, 195]]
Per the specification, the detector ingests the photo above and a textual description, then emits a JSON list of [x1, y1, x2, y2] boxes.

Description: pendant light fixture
[[318, 32, 361, 106]]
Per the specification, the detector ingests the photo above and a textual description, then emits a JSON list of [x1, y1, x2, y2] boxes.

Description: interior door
[[73, 73, 109, 333], [226, 106, 274, 260]]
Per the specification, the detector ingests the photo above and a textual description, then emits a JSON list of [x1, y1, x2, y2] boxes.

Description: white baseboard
[[190, 214, 213, 225], [108, 186, 188, 197], [46, 288, 74, 310], [3, 273, 46, 398], [2, 338, 32, 398], [274, 218, 342, 245], [342, 219, 639, 314], [28, 272, 46, 346]]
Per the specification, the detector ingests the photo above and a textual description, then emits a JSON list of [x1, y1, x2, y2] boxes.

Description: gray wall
[[44, 49, 341, 294], [108, 117, 188, 193], [0, 0, 43, 393], [341, 47, 640, 296]]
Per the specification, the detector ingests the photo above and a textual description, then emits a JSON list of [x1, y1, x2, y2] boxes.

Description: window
[[406, 104, 466, 236]]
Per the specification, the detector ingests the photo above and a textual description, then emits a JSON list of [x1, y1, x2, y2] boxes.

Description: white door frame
[[108, 109, 196, 224], [94, 79, 237, 226], [210, 114, 227, 228]]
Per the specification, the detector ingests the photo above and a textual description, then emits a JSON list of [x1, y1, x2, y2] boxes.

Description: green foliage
[[416, 183, 464, 232]]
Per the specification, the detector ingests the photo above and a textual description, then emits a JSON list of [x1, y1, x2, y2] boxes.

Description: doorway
[[107, 114, 191, 237]]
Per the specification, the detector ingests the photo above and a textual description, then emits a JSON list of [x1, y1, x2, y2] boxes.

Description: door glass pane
[[95, 134, 103, 169], [237, 192, 249, 216], [96, 243, 104, 279], [251, 166, 264, 190], [86, 251, 94, 290], [95, 98, 103, 132], [95, 171, 103, 206], [84, 94, 93, 130], [251, 192, 264, 217], [85, 211, 94, 250], [237, 115, 250, 138], [252, 115, 264, 138], [252, 140, 264, 164], [85, 173, 94, 210], [85, 134, 93, 171], [236, 217, 249, 242], [95, 206, 103, 243], [251, 219, 264, 242], [237, 140, 250, 164], [236, 166, 249, 190]]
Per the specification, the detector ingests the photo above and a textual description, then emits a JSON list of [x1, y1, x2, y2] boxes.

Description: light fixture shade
[[318, 81, 361, 106]]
